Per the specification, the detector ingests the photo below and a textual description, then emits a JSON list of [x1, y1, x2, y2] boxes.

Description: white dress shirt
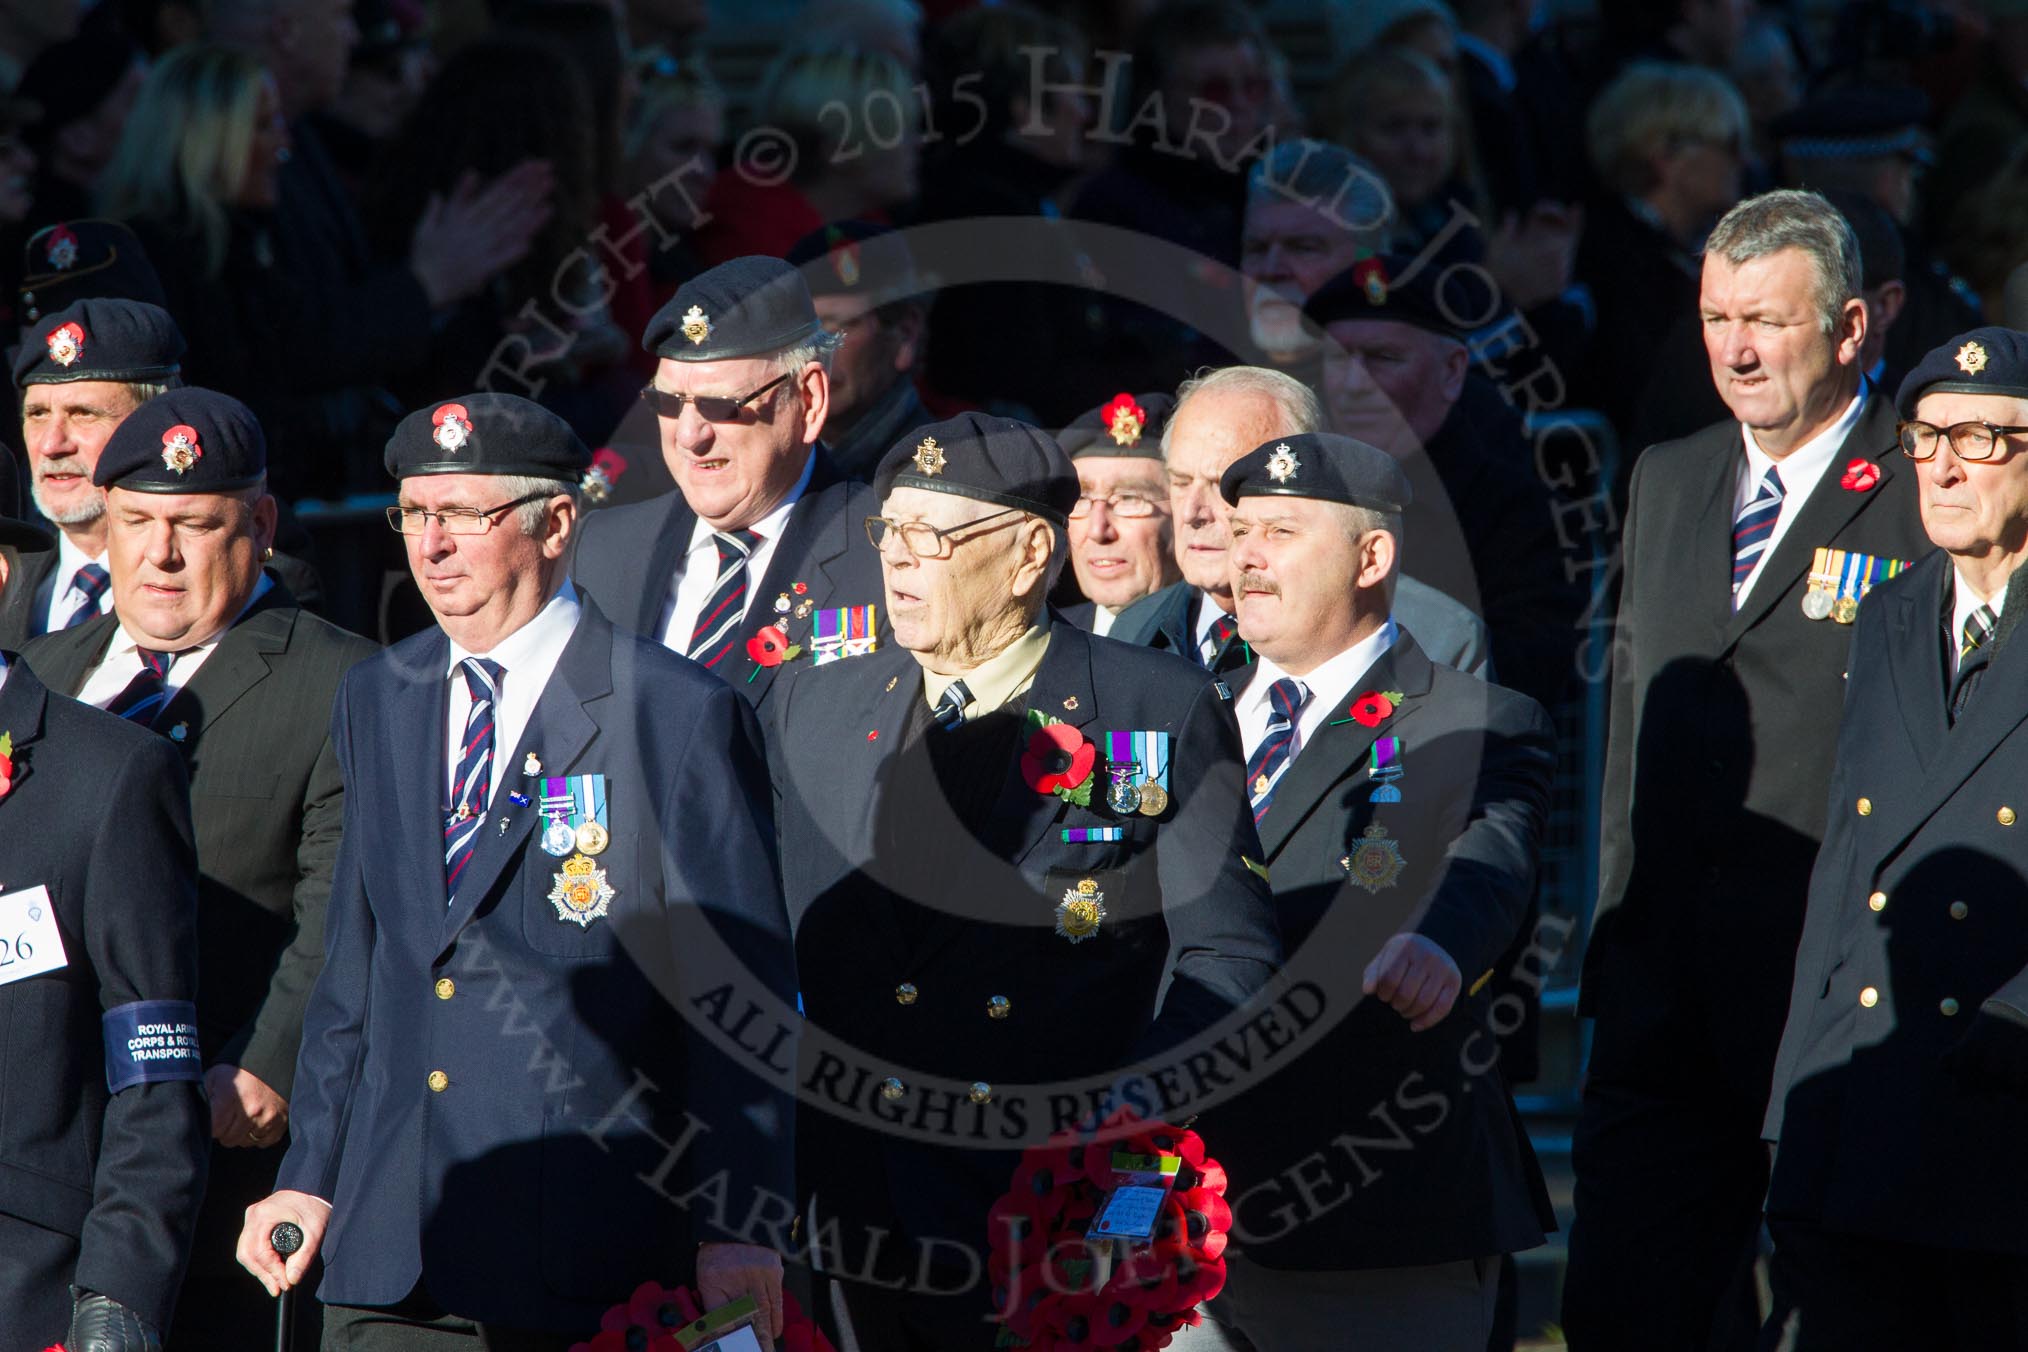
[[1730, 390, 1865, 605], [74, 574, 276, 712], [1950, 567, 2007, 679], [42, 533, 111, 634], [1092, 605, 1119, 638], [655, 452, 815, 653], [446, 580, 583, 808], [1238, 619, 1399, 765]]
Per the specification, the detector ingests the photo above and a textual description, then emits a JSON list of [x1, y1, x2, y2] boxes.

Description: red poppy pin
[[1102, 392, 1147, 446], [1349, 689, 1405, 728], [1021, 713, 1096, 805], [45, 320, 83, 367], [0, 731, 14, 800], [45, 223, 78, 270], [580, 447, 628, 503], [431, 402, 472, 452], [1840, 458, 1879, 492], [746, 623, 801, 668], [160, 424, 202, 475]]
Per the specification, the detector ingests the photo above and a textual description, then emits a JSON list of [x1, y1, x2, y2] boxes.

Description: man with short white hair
[[1239, 139, 1394, 362]]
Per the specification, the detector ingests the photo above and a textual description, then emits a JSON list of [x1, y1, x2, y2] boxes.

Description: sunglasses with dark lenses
[[638, 371, 792, 422]]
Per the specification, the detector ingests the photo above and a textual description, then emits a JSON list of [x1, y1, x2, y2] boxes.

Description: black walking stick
[[269, 1221, 304, 1352]]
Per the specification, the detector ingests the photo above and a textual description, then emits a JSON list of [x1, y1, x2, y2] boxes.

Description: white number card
[[0, 885, 67, 988]]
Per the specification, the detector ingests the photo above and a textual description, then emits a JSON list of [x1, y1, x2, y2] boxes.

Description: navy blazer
[[572, 450, 888, 713], [0, 657, 206, 1341], [1204, 633, 1556, 1270], [277, 601, 797, 1332], [768, 620, 1282, 1279], [1765, 551, 2028, 1256]]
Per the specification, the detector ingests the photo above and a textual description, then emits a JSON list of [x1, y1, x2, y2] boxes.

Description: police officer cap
[[785, 220, 921, 303], [20, 219, 170, 321], [13, 297, 184, 388], [1304, 252, 1479, 344], [0, 441, 53, 553], [1058, 392, 1176, 461], [877, 412, 1080, 526], [94, 387, 266, 495], [1896, 327, 2028, 419], [1773, 84, 1931, 164], [1219, 432, 1412, 513], [644, 255, 822, 362], [384, 393, 591, 480]]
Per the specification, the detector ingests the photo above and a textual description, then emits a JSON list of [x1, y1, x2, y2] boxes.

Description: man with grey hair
[[1566, 188, 1932, 1350], [1240, 139, 1395, 362], [1110, 364, 1490, 676], [575, 255, 888, 712]]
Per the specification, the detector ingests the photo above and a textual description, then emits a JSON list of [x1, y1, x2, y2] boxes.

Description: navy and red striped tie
[[106, 648, 177, 726], [444, 657, 503, 905], [687, 529, 762, 668], [64, 562, 110, 629], [1730, 466, 1784, 604], [1243, 678, 1308, 824]]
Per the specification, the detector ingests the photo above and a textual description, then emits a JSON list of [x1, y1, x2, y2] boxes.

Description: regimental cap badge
[[913, 435, 946, 476], [431, 402, 472, 452], [681, 304, 712, 346], [1353, 253, 1388, 305], [160, 423, 203, 474], [46, 224, 78, 271], [1102, 392, 1147, 447], [1266, 441, 1301, 483], [45, 320, 84, 367], [835, 243, 861, 288], [1957, 340, 1989, 376]]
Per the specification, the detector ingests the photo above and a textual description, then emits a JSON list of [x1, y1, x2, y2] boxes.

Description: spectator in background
[[1598, 0, 1749, 71], [803, 0, 923, 71], [1320, 45, 1478, 253], [1328, 0, 1459, 78], [622, 0, 708, 59], [14, 32, 146, 225], [1945, 146, 2028, 323], [115, 0, 203, 55], [1574, 61, 1747, 447], [1927, 0, 2028, 249], [0, 0, 80, 92], [692, 41, 918, 265], [619, 48, 724, 338], [1239, 138, 1395, 367], [1730, 13, 1802, 173], [0, 91, 36, 240], [307, 0, 430, 202]]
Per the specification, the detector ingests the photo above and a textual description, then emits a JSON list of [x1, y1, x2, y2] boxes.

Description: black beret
[[1219, 432, 1412, 513], [643, 255, 821, 362], [13, 298, 184, 388], [0, 440, 53, 553], [1305, 252, 1487, 344], [1896, 327, 2028, 419], [384, 393, 591, 480], [94, 387, 266, 495], [876, 412, 1079, 526], [785, 220, 921, 303], [1774, 84, 1932, 164], [20, 219, 169, 321], [1058, 392, 1176, 461]]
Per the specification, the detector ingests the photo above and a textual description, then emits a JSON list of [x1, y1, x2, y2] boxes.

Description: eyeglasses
[[638, 372, 792, 422], [1897, 420, 2028, 462], [865, 507, 1025, 557], [1069, 491, 1164, 520], [386, 491, 551, 536]]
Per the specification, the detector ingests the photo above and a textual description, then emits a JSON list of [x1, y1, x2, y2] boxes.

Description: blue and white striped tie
[[445, 657, 503, 904], [687, 529, 762, 669], [1731, 466, 1785, 604], [1244, 678, 1309, 823]]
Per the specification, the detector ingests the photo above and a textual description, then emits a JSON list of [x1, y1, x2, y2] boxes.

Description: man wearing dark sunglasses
[[574, 255, 888, 710]]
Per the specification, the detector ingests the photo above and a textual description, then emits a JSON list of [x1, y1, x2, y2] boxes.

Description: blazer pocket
[[521, 835, 634, 960], [1039, 864, 1137, 945]]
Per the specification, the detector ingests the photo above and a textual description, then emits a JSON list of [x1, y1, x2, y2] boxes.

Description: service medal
[[542, 818, 577, 857], [1106, 764, 1142, 815], [1832, 596, 1859, 624], [1136, 782, 1169, 816], [575, 819, 610, 856], [549, 853, 614, 927], [1801, 590, 1834, 620]]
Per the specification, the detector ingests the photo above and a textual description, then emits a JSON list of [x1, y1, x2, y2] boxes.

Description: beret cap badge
[[1266, 442, 1301, 483], [431, 402, 472, 452], [159, 424, 202, 475], [46, 224, 78, 271], [912, 435, 947, 477], [45, 321, 84, 367], [1958, 341, 1989, 376], [1103, 392, 1146, 447], [681, 304, 712, 346]]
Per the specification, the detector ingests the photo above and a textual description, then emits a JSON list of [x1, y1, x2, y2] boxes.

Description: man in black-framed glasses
[[574, 254, 889, 708]]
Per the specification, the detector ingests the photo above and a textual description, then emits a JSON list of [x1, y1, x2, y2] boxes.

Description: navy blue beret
[[644, 255, 822, 362], [20, 219, 169, 321], [1896, 327, 2028, 419], [94, 388, 266, 495], [384, 392, 591, 480], [877, 412, 1079, 526], [1219, 432, 1412, 513], [785, 219, 921, 303], [1058, 392, 1176, 461], [1305, 252, 1487, 344], [13, 297, 184, 388]]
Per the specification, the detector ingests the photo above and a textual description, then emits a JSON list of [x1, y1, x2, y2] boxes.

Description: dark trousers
[[822, 1277, 1003, 1352], [0, 1211, 80, 1350], [321, 1285, 564, 1352], [1564, 1081, 1765, 1352], [1760, 1220, 2028, 1352]]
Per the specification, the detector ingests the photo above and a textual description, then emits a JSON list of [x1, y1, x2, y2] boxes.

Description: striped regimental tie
[[63, 562, 110, 630], [1730, 466, 1785, 605], [106, 648, 179, 726], [444, 657, 503, 904], [1243, 677, 1309, 824], [687, 529, 763, 668]]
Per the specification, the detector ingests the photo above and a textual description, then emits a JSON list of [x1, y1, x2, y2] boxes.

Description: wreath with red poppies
[[987, 1111, 1232, 1350], [567, 1280, 833, 1352]]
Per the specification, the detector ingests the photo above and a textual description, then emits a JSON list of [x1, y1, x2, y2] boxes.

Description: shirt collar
[[110, 571, 276, 657], [1240, 618, 1399, 720], [923, 621, 1052, 714], [1953, 565, 2008, 630], [684, 449, 817, 554], [447, 577, 582, 673], [1741, 388, 1867, 489]]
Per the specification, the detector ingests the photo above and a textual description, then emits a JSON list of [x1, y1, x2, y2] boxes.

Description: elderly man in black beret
[[241, 393, 798, 1350], [23, 387, 376, 1349], [768, 413, 1283, 1349], [1056, 390, 1182, 635], [575, 254, 887, 715], [1187, 431, 1555, 1350], [1760, 327, 2028, 1349]]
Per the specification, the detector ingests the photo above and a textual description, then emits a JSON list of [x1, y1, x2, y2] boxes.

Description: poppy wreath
[[987, 1109, 1232, 1350], [568, 1280, 833, 1352]]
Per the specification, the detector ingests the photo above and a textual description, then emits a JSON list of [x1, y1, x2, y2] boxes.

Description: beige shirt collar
[[922, 621, 1052, 715]]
